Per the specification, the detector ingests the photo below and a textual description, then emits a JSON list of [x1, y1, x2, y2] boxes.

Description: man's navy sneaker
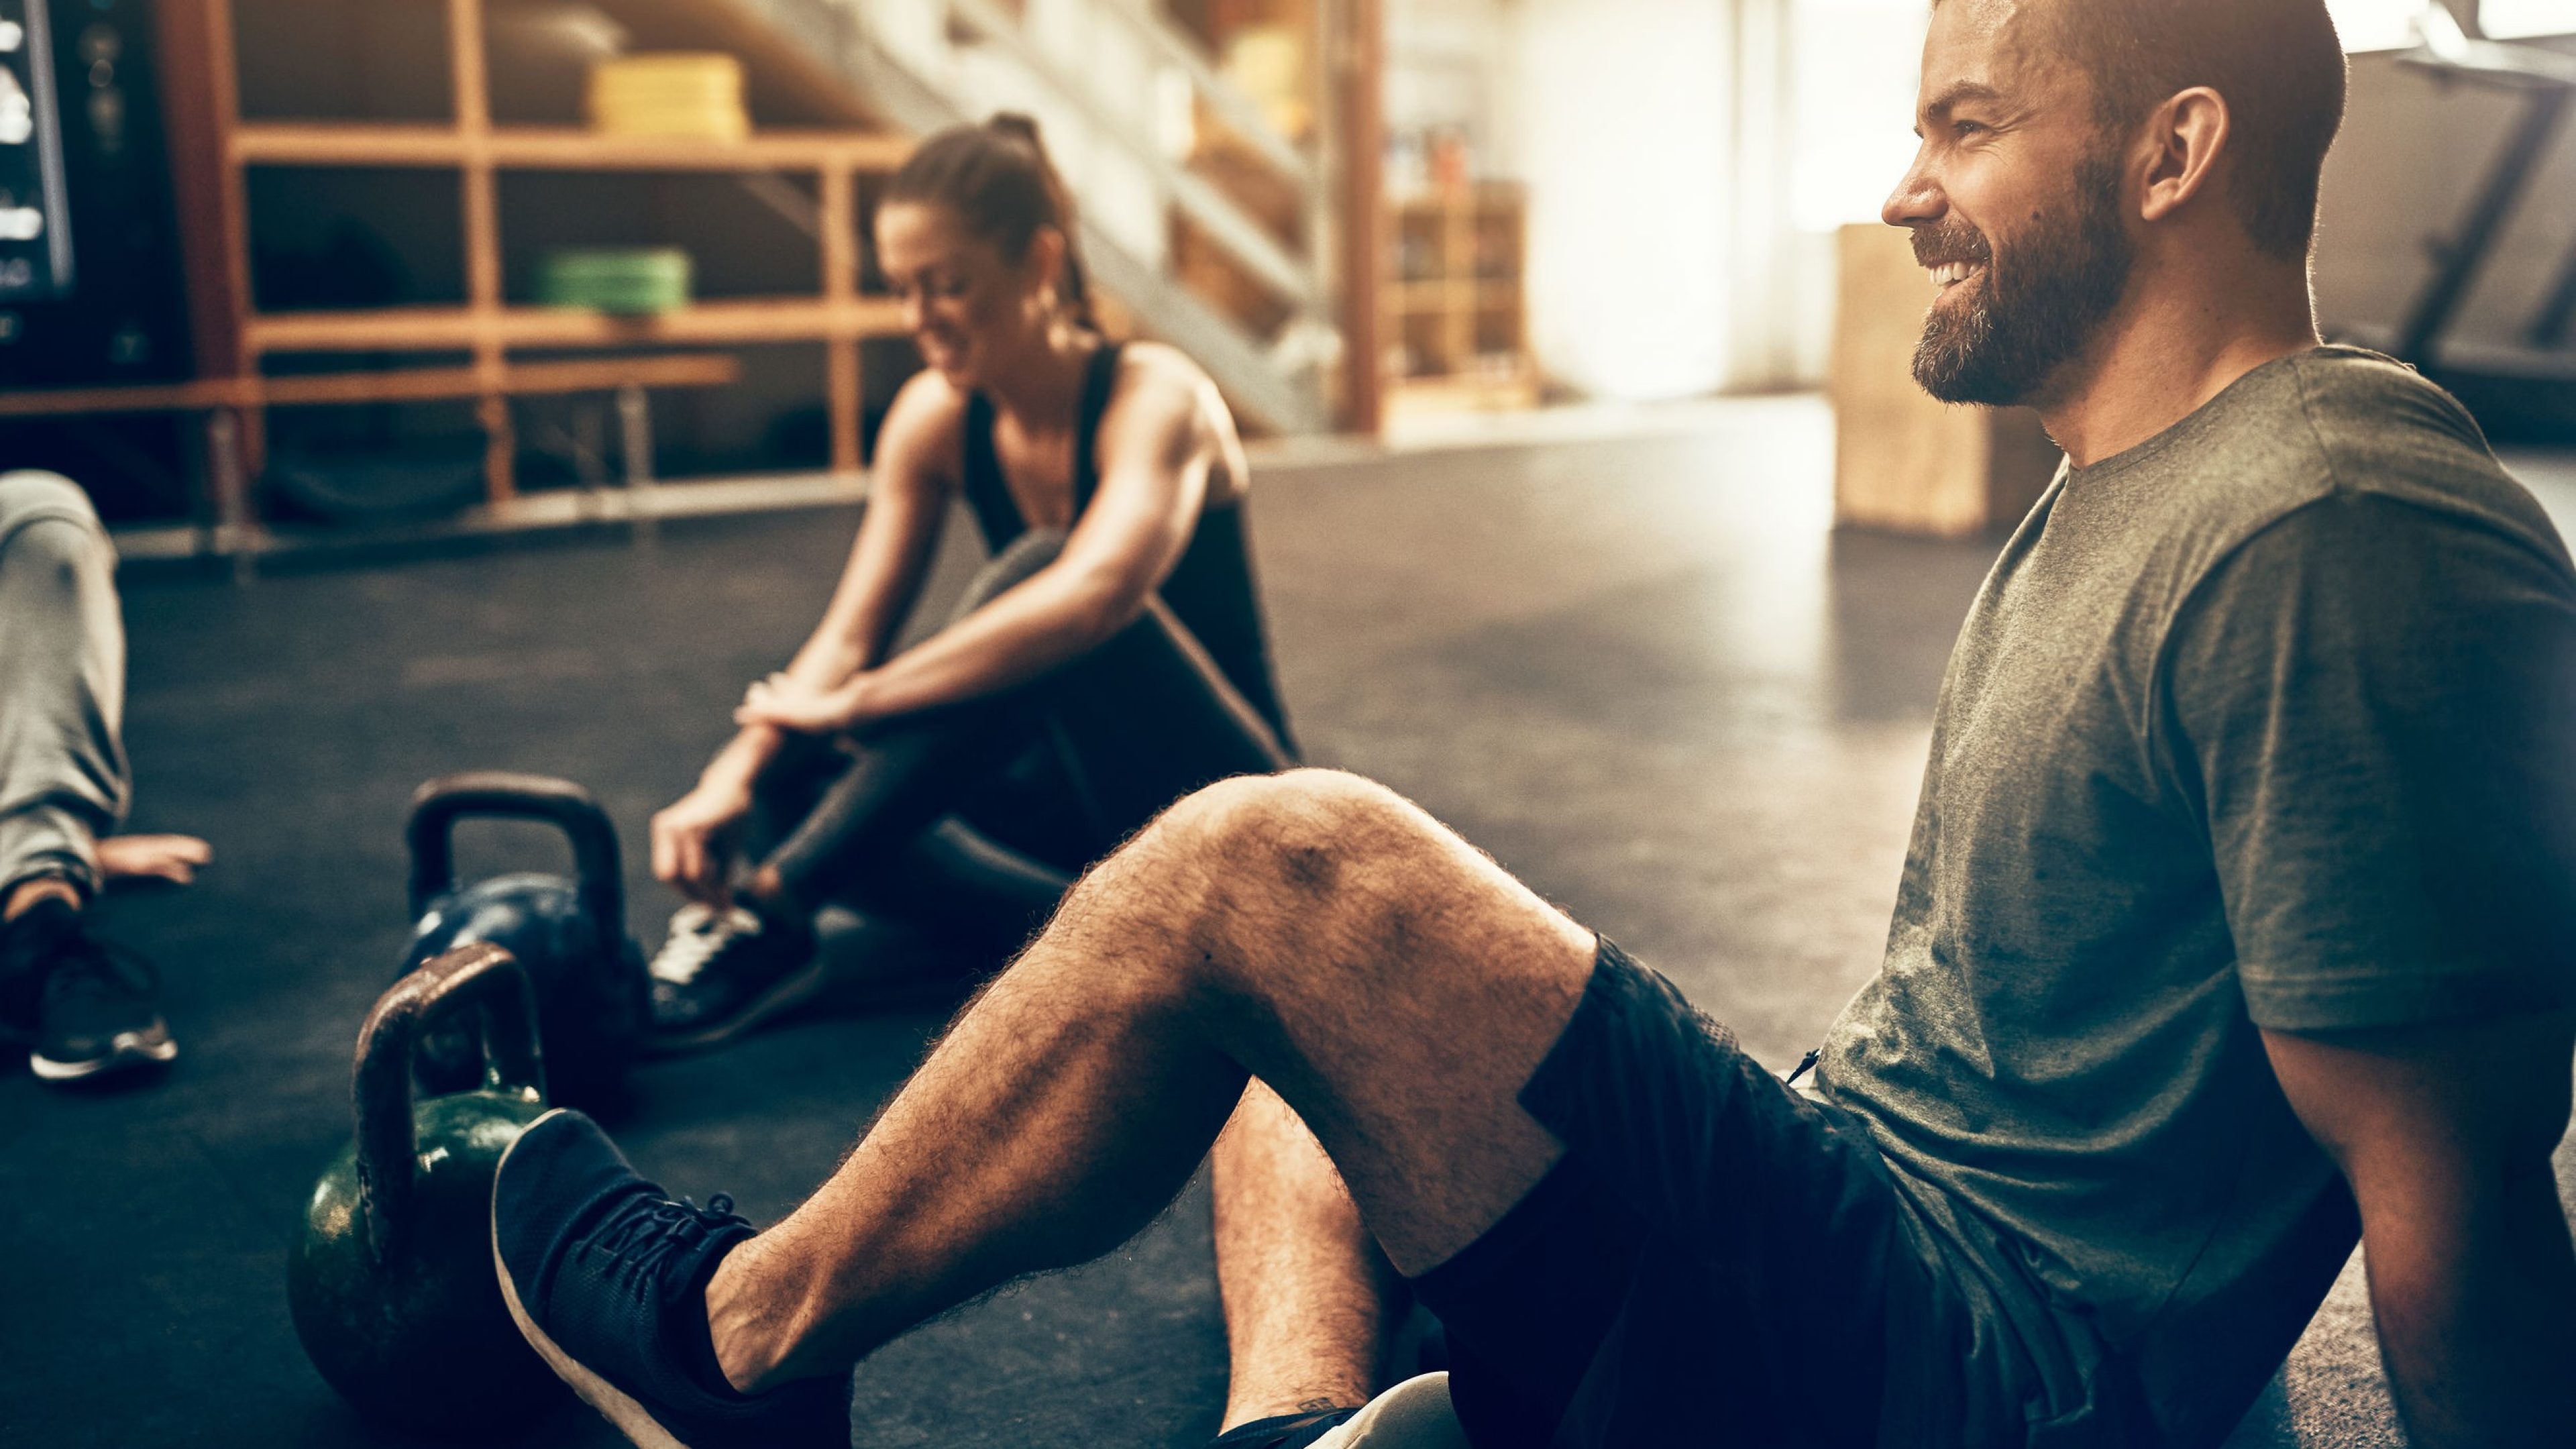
[[491, 1108, 849, 1448], [1210, 1405, 1360, 1449], [1210, 1375, 1468, 1449]]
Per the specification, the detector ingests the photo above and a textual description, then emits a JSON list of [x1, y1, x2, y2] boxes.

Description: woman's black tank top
[[959, 342, 1295, 751]]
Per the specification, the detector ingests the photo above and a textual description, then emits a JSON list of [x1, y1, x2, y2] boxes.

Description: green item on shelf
[[535, 248, 693, 315]]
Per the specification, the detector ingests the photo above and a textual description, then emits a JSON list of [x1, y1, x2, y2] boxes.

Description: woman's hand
[[650, 777, 754, 904], [734, 673, 865, 734]]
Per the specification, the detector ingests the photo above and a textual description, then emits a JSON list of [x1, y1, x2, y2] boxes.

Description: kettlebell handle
[[353, 943, 545, 1260], [407, 771, 626, 957]]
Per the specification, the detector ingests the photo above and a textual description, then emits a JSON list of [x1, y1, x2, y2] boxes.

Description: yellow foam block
[[586, 54, 750, 141]]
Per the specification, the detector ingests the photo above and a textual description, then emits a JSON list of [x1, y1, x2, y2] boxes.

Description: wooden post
[[1332, 0, 1383, 436], [820, 160, 863, 476], [153, 0, 261, 532], [449, 0, 515, 502]]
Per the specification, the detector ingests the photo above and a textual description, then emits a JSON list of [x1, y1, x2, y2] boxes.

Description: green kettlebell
[[287, 943, 567, 1432]]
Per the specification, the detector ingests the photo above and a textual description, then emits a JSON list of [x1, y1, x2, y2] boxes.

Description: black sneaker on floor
[[646, 901, 824, 1052], [492, 1107, 849, 1448], [0, 899, 51, 1042], [0, 897, 177, 1082], [1211, 1375, 1467, 1449], [1210, 1406, 1361, 1449]]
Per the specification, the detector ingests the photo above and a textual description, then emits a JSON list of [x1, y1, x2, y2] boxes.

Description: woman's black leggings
[[743, 531, 1294, 951]]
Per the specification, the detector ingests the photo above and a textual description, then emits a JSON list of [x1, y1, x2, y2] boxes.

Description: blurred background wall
[[5, 0, 2569, 537]]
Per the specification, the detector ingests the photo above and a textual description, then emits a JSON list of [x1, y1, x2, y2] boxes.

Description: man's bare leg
[[1212, 1081, 1400, 1430], [702, 767, 1595, 1392]]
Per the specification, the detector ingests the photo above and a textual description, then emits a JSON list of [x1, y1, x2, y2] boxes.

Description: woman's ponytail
[[887, 113, 1099, 331]]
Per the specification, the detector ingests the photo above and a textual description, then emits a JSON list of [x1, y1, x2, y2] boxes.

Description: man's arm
[[2262, 1012, 2576, 1448]]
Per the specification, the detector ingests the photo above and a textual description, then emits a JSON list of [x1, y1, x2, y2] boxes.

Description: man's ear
[[2137, 85, 2231, 225]]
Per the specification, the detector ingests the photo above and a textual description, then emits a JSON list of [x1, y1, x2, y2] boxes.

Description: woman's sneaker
[[491, 1107, 850, 1448], [0, 896, 177, 1083], [1211, 1375, 1466, 1449], [646, 900, 823, 1052]]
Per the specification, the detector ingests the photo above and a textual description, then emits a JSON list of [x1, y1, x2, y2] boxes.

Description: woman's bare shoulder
[[877, 368, 972, 490], [1109, 341, 1248, 499], [1113, 340, 1219, 405]]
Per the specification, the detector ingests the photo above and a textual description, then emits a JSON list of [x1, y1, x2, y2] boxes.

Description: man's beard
[[1911, 154, 2134, 407]]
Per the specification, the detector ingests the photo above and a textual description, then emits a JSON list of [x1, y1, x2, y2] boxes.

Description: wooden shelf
[[134, 0, 913, 532], [1382, 183, 1534, 405], [0, 353, 743, 419], [1389, 279, 1520, 313], [232, 122, 913, 174], [231, 122, 468, 167], [246, 298, 908, 354]]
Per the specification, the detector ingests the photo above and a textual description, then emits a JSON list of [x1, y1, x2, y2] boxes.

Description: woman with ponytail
[[642, 119, 1411, 1449], [644, 114, 1297, 1043]]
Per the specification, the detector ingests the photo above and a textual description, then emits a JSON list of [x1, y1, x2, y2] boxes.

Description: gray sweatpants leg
[[0, 472, 129, 899]]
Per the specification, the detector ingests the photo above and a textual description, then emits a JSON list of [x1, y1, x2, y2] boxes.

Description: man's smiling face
[[1885, 0, 2141, 407]]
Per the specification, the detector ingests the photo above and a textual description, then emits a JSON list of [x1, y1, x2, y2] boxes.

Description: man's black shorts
[[1409, 938, 1927, 1449]]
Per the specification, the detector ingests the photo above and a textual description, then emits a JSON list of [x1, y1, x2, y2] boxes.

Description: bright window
[[2328, 0, 2430, 51], [2483, 1, 2576, 39], [1782, 1, 2510, 233], [1788, 0, 1932, 231]]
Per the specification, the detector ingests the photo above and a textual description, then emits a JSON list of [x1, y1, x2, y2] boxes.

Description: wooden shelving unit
[[1383, 182, 1536, 415], [13, 0, 922, 549]]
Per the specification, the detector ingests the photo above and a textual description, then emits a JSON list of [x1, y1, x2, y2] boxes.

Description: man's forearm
[[2371, 1166, 2576, 1448]]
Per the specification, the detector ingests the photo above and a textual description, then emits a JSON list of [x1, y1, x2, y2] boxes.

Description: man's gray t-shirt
[[1814, 348, 2576, 1447]]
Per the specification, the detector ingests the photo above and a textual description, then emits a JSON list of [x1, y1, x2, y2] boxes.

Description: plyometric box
[[1831, 223, 2061, 538]]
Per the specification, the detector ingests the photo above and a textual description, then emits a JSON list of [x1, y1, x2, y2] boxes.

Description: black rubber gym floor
[[5, 407, 2571, 1447]]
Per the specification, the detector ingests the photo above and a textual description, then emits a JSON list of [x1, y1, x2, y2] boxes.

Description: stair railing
[[784, 0, 1337, 431]]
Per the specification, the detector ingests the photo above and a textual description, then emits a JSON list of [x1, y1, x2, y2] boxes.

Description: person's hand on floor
[[97, 834, 213, 886], [651, 780, 751, 906]]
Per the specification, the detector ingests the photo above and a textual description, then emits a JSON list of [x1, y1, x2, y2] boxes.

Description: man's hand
[[649, 778, 754, 906], [97, 833, 212, 886], [733, 672, 865, 735], [2262, 1012, 2576, 1449]]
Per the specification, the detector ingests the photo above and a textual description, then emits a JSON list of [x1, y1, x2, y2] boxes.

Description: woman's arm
[[782, 380, 964, 685], [651, 375, 961, 899], [699, 376, 959, 788], [739, 347, 1223, 733]]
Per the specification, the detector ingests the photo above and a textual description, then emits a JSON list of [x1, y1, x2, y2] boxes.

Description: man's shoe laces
[[587, 1193, 747, 1301]]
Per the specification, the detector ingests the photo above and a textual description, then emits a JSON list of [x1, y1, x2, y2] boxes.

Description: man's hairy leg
[[1212, 1081, 1400, 1430], [703, 768, 1594, 1393]]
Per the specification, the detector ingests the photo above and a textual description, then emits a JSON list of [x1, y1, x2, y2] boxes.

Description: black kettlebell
[[288, 943, 566, 1432], [401, 771, 646, 1110]]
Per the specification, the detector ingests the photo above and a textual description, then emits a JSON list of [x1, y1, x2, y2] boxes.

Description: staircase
[[707, 0, 1342, 434]]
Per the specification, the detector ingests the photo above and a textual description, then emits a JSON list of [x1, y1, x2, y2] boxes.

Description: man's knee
[[0, 517, 112, 605], [0, 474, 111, 601], [1164, 768, 1428, 907], [0, 472, 105, 550]]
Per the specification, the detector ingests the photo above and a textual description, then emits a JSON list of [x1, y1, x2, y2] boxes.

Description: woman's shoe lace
[[650, 906, 760, 986]]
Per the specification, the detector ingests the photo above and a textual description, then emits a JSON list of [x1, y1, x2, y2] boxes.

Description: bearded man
[[486, 3, 2576, 1447]]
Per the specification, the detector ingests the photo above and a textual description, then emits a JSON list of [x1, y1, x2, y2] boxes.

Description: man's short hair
[[1956, 0, 2350, 260]]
